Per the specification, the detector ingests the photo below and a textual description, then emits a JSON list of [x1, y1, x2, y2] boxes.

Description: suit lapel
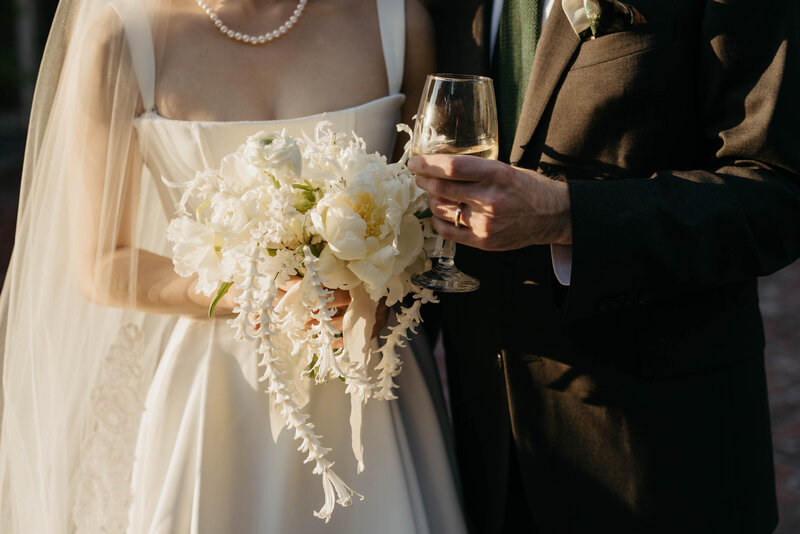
[[509, 4, 581, 165]]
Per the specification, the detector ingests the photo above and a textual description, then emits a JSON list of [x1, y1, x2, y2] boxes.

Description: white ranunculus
[[209, 194, 251, 239], [166, 217, 223, 296], [241, 188, 264, 218], [243, 131, 302, 185]]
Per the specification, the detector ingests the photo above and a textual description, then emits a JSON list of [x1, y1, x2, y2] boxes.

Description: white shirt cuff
[[550, 244, 573, 286]]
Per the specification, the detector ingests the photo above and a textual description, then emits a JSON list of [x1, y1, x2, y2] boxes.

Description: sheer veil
[[0, 0, 180, 531]]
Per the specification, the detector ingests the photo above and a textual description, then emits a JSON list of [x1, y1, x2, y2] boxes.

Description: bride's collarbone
[[154, 0, 390, 121], [156, 60, 389, 121]]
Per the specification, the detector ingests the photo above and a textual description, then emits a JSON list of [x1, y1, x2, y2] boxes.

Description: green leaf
[[291, 183, 315, 192], [196, 200, 211, 223], [294, 189, 317, 213], [414, 207, 432, 219], [307, 354, 319, 380], [208, 281, 234, 319], [308, 242, 324, 258]]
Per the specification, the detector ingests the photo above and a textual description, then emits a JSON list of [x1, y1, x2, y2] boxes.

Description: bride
[[0, 0, 467, 532]]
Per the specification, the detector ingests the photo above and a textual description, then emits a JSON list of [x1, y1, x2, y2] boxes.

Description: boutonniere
[[562, 0, 647, 41]]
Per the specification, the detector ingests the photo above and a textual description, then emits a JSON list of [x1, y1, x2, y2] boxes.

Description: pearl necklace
[[196, 0, 308, 45]]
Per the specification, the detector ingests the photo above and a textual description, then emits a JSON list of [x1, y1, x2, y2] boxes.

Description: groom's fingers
[[409, 154, 500, 183], [429, 195, 471, 229], [429, 211, 479, 247], [415, 173, 475, 203]]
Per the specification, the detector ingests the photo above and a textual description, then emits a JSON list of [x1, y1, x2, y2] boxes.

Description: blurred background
[[1, 0, 59, 286], [0, 2, 798, 532]]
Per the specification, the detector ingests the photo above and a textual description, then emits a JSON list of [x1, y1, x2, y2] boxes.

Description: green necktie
[[493, 0, 542, 162]]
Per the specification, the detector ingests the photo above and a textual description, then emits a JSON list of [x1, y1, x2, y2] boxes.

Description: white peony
[[310, 174, 424, 300], [316, 245, 361, 290]]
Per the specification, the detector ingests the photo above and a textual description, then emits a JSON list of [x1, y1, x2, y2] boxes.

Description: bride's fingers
[[305, 314, 345, 331], [279, 284, 349, 307], [278, 276, 303, 294], [329, 288, 351, 308]]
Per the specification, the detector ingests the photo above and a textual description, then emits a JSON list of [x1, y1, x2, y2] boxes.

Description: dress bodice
[[134, 94, 405, 217]]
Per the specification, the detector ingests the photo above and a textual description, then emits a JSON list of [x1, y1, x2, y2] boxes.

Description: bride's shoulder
[[74, 4, 162, 113], [81, 5, 126, 48], [73, 6, 130, 86], [79, 3, 146, 64], [80, 3, 166, 55]]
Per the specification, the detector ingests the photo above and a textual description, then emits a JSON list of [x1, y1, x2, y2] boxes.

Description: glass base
[[412, 259, 480, 293]]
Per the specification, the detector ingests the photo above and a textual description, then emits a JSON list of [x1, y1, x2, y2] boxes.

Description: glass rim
[[427, 73, 494, 83]]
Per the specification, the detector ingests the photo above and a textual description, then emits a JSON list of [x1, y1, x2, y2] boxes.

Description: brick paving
[[0, 173, 798, 530], [761, 259, 800, 534]]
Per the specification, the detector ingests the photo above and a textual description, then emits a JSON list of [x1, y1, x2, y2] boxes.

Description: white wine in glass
[[411, 74, 499, 293]]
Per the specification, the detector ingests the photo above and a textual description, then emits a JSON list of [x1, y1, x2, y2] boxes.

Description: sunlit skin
[[409, 154, 573, 250]]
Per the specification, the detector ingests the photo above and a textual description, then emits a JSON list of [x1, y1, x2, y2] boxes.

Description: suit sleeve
[[563, 0, 800, 319]]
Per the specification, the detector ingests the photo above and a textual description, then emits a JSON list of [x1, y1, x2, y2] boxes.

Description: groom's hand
[[409, 155, 573, 250]]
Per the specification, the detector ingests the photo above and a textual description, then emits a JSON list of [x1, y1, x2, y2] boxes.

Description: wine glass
[[411, 74, 499, 293]]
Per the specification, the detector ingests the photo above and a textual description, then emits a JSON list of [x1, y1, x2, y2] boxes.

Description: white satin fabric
[[122, 1, 467, 532]]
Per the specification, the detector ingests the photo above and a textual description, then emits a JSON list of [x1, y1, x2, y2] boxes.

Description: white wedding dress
[[113, 1, 467, 533]]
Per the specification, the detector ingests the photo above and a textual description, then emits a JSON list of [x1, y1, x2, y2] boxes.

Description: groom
[[414, 1, 800, 533]]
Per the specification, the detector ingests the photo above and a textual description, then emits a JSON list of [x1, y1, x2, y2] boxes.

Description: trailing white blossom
[[374, 288, 438, 401], [166, 122, 438, 520]]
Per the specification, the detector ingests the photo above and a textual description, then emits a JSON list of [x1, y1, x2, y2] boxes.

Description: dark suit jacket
[[427, 1, 800, 533]]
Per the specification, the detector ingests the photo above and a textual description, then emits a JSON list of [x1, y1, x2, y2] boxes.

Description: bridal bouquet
[[166, 122, 436, 521]]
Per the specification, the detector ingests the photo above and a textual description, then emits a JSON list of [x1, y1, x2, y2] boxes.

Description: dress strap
[[376, 0, 405, 95], [110, 0, 157, 112]]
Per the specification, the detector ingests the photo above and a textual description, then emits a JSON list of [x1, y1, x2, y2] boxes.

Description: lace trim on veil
[[72, 324, 147, 533]]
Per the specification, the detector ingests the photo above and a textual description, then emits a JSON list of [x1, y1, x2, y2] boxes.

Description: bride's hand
[[279, 277, 389, 348], [277, 277, 350, 349]]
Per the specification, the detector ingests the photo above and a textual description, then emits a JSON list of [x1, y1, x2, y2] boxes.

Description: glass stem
[[437, 239, 457, 269]]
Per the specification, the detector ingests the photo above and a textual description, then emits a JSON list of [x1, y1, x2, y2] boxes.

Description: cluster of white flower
[[166, 122, 436, 521]]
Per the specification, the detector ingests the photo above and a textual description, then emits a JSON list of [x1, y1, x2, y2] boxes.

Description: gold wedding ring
[[454, 202, 464, 229]]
